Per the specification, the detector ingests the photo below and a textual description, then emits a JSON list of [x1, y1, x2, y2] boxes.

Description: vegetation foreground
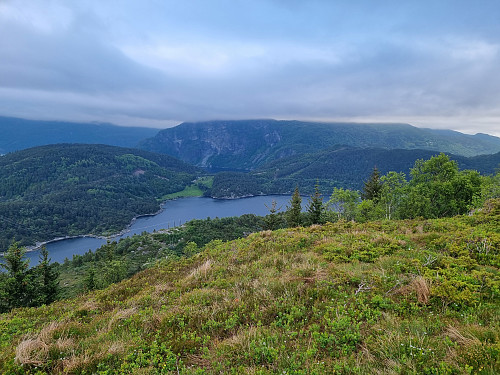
[[0, 200, 498, 374]]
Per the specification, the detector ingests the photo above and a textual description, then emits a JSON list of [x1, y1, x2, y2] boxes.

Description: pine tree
[[286, 186, 302, 227], [35, 247, 59, 305], [362, 166, 383, 202], [306, 182, 323, 225], [84, 267, 97, 291], [0, 242, 31, 309], [264, 200, 283, 230]]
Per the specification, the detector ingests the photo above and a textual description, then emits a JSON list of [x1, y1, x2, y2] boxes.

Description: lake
[[21, 195, 293, 265]]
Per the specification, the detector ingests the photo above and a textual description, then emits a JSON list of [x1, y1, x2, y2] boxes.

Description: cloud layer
[[1, 0, 499, 135]]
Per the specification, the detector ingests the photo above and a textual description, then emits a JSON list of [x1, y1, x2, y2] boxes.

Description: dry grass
[[185, 353, 211, 367], [107, 341, 126, 355], [80, 299, 100, 312], [38, 321, 66, 342], [260, 230, 273, 238], [396, 275, 430, 304], [61, 353, 93, 373], [187, 259, 213, 280], [444, 326, 480, 345], [107, 307, 137, 330], [55, 337, 74, 352], [411, 276, 430, 304], [222, 326, 259, 350], [15, 338, 49, 366]]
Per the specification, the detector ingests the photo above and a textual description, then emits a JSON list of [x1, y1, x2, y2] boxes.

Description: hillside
[[138, 119, 500, 170], [0, 144, 200, 250], [0, 116, 159, 154], [0, 200, 498, 374], [208, 147, 500, 198]]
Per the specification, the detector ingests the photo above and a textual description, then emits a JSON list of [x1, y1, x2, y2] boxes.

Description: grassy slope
[[0, 200, 499, 374], [161, 177, 213, 200]]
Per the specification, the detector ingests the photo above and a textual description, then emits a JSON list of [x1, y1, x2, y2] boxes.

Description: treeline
[[207, 148, 500, 198], [276, 153, 499, 227], [0, 144, 200, 249]]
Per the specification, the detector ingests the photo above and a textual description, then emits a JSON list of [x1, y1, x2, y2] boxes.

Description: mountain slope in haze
[[208, 147, 500, 198], [1, 200, 498, 373], [0, 116, 159, 154], [139, 119, 500, 170], [0, 144, 201, 250]]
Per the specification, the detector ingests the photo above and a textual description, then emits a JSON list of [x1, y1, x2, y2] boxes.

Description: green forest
[[0, 144, 200, 249], [208, 148, 500, 198]]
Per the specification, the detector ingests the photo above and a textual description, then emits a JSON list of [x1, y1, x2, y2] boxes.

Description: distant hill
[[208, 147, 500, 198], [0, 116, 159, 154], [0, 144, 200, 250], [139, 119, 500, 170]]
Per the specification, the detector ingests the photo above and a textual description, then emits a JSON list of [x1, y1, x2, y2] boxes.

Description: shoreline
[[21, 203, 169, 254], [4, 193, 291, 256]]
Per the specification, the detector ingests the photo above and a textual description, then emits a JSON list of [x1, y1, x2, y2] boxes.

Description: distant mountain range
[[0, 116, 159, 154], [139, 119, 500, 170]]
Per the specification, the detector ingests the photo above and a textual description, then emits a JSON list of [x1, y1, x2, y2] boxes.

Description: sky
[[1, 0, 500, 136]]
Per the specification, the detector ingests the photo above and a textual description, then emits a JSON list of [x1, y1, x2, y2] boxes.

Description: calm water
[[20, 195, 292, 265]]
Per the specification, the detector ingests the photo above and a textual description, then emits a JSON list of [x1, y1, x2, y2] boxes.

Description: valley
[[0, 117, 499, 374], [3, 3, 500, 373]]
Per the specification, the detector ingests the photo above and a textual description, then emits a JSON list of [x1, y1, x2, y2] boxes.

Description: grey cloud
[[0, 0, 499, 136]]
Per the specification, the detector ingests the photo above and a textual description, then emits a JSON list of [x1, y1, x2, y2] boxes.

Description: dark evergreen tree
[[35, 247, 59, 305], [0, 273, 9, 313], [306, 182, 323, 225], [84, 267, 97, 291], [286, 186, 302, 227], [362, 166, 383, 202], [264, 200, 283, 230], [0, 243, 32, 309]]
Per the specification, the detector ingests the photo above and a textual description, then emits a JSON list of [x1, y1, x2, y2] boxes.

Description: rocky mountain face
[[139, 120, 286, 170], [139, 119, 500, 170]]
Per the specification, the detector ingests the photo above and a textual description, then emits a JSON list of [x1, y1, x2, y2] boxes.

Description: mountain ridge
[[139, 119, 500, 170], [0, 116, 159, 154]]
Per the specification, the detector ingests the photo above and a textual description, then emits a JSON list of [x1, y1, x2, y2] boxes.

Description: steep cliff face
[[139, 119, 500, 170], [139, 120, 289, 170]]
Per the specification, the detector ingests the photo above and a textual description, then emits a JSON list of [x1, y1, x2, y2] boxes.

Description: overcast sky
[[1, 0, 500, 135]]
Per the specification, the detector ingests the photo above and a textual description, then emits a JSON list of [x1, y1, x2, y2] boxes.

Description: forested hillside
[[139, 119, 500, 170], [0, 199, 498, 374], [208, 148, 500, 198], [0, 116, 159, 154], [0, 144, 200, 250]]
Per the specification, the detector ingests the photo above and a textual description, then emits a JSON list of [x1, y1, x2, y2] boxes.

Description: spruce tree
[[362, 166, 383, 202], [307, 182, 323, 225], [286, 186, 302, 227], [264, 200, 283, 230], [35, 247, 59, 305], [84, 267, 97, 291], [0, 242, 31, 309]]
